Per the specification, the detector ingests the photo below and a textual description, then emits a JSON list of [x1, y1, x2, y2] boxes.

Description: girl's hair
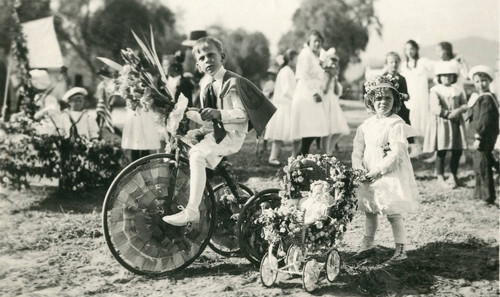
[[307, 30, 324, 45], [283, 49, 298, 66], [405, 40, 420, 68], [364, 88, 402, 115], [438, 41, 454, 60], [437, 73, 458, 85], [385, 51, 401, 64]]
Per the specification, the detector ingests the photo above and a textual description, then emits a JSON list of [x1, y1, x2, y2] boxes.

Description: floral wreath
[[256, 154, 365, 251], [363, 74, 400, 102]]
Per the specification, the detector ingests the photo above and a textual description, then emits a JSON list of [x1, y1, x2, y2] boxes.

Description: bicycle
[[102, 137, 253, 276]]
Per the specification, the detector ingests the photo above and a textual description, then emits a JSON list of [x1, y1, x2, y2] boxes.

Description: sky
[[162, 0, 499, 61]]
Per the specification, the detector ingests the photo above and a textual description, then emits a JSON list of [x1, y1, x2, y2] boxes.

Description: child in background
[[352, 74, 420, 264], [320, 48, 349, 155], [61, 87, 99, 141], [467, 65, 499, 205], [383, 52, 411, 125], [423, 62, 468, 188], [265, 49, 298, 166]]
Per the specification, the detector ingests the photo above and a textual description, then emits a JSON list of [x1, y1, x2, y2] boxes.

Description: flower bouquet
[[256, 154, 365, 252], [98, 27, 189, 153]]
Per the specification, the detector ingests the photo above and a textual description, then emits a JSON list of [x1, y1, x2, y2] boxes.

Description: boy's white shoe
[[163, 207, 200, 226]]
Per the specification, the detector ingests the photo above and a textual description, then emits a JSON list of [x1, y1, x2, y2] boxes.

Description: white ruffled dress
[[352, 114, 420, 215]]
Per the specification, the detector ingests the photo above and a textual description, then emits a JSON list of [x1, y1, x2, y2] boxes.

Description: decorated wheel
[[237, 189, 281, 266], [102, 153, 216, 276], [302, 259, 321, 293], [325, 249, 341, 283], [285, 244, 304, 273], [208, 183, 253, 256], [260, 253, 278, 287]]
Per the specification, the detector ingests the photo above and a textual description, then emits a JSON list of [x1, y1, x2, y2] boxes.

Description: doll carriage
[[250, 155, 361, 292], [102, 136, 254, 276]]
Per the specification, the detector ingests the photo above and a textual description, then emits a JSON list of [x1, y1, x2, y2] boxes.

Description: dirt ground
[[0, 100, 498, 297]]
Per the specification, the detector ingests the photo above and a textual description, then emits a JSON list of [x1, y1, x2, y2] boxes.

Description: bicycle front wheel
[[102, 153, 216, 276]]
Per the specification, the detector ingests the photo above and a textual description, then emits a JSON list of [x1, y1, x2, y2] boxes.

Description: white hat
[[434, 61, 458, 76], [30, 69, 51, 90], [324, 47, 339, 61], [468, 65, 494, 81], [181, 30, 208, 47], [62, 87, 88, 102]]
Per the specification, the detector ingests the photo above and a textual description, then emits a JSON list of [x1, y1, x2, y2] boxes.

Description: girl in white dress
[[320, 48, 350, 155], [352, 74, 420, 264], [400, 40, 434, 136], [265, 49, 298, 166], [290, 30, 329, 156]]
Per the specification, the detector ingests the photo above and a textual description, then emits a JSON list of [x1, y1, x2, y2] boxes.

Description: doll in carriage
[[255, 154, 364, 292]]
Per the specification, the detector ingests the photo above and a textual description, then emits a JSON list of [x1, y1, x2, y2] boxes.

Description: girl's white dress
[[121, 109, 161, 150], [323, 80, 350, 135], [352, 114, 420, 215], [400, 57, 434, 136], [264, 65, 296, 141], [290, 45, 329, 139]]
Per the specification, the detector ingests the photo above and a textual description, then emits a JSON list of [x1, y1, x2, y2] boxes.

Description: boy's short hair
[[192, 37, 224, 56], [385, 51, 401, 63], [437, 73, 458, 85]]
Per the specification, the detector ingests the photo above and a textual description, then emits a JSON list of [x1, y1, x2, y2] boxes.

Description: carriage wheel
[[260, 253, 278, 287], [237, 189, 281, 266], [302, 259, 321, 292], [325, 249, 341, 283], [102, 153, 216, 276], [208, 183, 253, 257], [285, 244, 304, 273]]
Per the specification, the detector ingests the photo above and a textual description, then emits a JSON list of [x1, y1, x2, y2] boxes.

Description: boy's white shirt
[[191, 66, 248, 134]]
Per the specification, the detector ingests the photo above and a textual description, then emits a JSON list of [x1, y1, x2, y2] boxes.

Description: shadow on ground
[[8, 185, 108, 214], [319, 237, 500, 296]]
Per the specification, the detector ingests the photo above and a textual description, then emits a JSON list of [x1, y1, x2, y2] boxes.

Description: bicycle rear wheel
[[208, 183, 253, 256], [237, 188, 281, 266], [102, 153, 216, 276]]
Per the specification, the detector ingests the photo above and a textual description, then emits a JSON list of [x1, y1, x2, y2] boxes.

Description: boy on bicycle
[[163, 37, 276, 226]]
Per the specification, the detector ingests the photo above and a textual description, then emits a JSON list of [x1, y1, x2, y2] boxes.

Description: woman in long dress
[[290, 30, 329, 156], [400, 40, 434, 136], [265, 49, 298, 166]]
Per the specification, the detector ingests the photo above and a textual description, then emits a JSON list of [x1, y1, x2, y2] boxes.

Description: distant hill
[[420, 36, 499, 70]]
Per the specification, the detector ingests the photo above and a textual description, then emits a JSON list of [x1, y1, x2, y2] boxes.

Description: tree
[[278, 0, 381, 79], [208, 26, 270, 85]]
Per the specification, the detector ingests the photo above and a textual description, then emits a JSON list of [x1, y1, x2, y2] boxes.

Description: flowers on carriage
[[256, 154, 365, 251]]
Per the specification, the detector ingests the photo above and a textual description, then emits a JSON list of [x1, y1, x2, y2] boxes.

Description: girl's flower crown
[[363, 74, 400, 101]]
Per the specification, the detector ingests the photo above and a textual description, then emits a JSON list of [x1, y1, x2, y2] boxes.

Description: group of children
[[159, 35, 498, 266]]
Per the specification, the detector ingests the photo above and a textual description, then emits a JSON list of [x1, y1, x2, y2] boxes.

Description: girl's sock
[[387, 214, 406, 244], [365, 212, 378, 238]]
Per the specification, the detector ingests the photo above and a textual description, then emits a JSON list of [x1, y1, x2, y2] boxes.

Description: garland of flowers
[[255, 154, 366, 252]]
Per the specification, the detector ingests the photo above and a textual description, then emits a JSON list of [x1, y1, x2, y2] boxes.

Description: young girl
[[352, 74, 420, 264], [264, 49, 298, 166], [320, 48, 349, 155], [423, 62, 468, 188]]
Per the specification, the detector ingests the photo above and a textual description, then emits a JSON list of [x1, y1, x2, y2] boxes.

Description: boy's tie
[[203, 81, 226, 143]]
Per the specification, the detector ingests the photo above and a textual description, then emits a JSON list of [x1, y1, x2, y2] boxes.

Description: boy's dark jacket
[[468, 92, 499, 151], [218, 70, 276, 135]]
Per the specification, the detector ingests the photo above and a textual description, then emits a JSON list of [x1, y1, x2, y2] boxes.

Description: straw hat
[[30, 69, 51, 90], [468, 65, 494, 81], [62, 87, 88, 102]]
